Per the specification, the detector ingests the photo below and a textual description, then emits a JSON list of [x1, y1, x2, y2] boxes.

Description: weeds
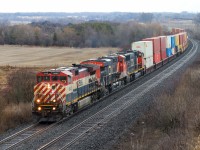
[[0, 103, 32, 133], [115, 58, 200, 150], [4, 68, 36, 104], [0, 68, 35, 133]]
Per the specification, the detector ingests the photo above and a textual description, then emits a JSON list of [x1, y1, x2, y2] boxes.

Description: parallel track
[[0, 40, 195, 150], [0, 122, 56, 150], [39, 40, 198, 150]]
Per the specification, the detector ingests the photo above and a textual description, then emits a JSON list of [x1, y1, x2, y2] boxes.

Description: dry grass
[[0, 103, 32, 133], [0, 68, 35, 133], [0, 45, 119, 67], [113, 57, 200, 150]]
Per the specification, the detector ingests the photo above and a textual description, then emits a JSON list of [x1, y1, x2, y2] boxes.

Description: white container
[[131, 41, 153, 58], [172, 48, 176, 55], [166, 36, 172, 48], [144, 56, 154, 69]]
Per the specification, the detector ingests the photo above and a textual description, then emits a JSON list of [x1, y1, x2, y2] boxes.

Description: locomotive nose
[[34, 82, 65, 104]]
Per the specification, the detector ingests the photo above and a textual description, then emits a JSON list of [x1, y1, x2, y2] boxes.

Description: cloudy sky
[[0, 0, 199, 13]]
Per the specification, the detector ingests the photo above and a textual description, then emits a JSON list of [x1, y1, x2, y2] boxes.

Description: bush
[[4, 68, 36, 104], [0, 68, 35, 132], [0, 103, 32, 133]]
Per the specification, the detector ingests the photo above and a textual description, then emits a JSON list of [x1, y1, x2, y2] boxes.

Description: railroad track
[[38, 40, 198, 150], [0, 40, 195, 150], [0, 122, 55, 150]]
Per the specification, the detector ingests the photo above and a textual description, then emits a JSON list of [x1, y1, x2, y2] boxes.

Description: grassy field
[[113, 56, 200, 150], [0, 45, 120, 67]]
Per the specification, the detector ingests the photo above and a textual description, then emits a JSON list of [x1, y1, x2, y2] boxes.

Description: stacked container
[[174, 34, 180, 53], [143, 37, 161, 64], [180, 29, 185, 32], [175, 28, 181, 34], [159, 36, 167, 60], [171, 35, 176, 55], [172, 28, 176, 34], [166, 36, 172, 57], [179, 33, 184, 53], [131, 41, 153, 69], [183, 32, 188, 51]]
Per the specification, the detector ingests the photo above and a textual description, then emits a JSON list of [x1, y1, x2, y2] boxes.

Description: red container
[[143, 37, 160, 53], [175, 28, 181, 34], [182, 32, 187, 43], [154, 52, 161, 64], [172, 28, 176, 34], [159, 36, 167, 60], [179, 33, 184, 45]]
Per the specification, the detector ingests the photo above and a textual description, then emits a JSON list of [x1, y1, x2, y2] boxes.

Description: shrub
[[4, 68, 36, 104], [0, 103, 32, 133]]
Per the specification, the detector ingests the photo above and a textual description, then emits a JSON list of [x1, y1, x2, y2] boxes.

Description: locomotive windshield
[[37, 75, 67, 83], [37, 76, 43, 82], [52, 76, 59, 81], [44, 76, 50, 81], [37, 76, 50, 82], [60, 76, 67, 83], [51, 76, 67, 83]]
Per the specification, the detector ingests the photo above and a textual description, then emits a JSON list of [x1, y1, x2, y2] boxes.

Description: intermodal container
[[179, 33, 184, 52], [172, 48, 176, 55], [172, 28, 176, 34], [183, 32, 187, 43], [166, 36, 171, 48], [143, 37, 161, 53], [159, 36, 167, 60], [179, 33, 184, 45], [153, 52, 161, 64], [166, 48, 172, 57], [171, 36, 175, 48], [131, 41, 153, 58], [175, 28, 181, 34], [145, 56, 154, 69], [175, 34, 179, 46]]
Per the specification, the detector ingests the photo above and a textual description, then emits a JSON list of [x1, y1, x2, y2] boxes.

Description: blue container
[[166, 48, 172, 57], [171, 36, 175, 48]]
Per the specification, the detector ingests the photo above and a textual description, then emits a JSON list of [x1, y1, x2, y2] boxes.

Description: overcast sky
[[0, 0, 199, 13]]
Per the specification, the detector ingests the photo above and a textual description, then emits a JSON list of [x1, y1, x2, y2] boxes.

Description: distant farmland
[[0, 45, 119, 67]]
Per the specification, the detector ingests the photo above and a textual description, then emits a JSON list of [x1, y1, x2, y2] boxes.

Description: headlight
[[36, 99, 40, 103], [47, 84, 51, 89], [38, 107, 42, 111], [52, 107, 56, 111]]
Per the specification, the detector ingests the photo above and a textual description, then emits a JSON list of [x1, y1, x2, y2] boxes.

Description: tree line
[[0, 21, 163, 48]]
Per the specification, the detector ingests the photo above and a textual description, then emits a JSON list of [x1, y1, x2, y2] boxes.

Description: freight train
[[32, 28, 188, 121]]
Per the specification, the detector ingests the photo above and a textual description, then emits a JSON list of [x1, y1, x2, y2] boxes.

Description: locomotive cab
[[32, 70, 72, 121]]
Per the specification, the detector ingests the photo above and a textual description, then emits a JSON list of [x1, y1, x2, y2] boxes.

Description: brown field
[[0, 45, 120, 67]]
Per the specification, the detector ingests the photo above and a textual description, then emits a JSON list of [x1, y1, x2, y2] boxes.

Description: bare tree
[[139, 13, 154, 23]]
